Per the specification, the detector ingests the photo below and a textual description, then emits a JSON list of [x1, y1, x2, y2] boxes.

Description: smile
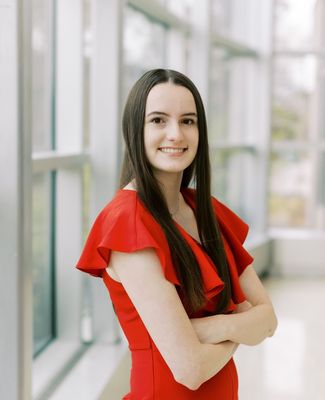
[[158, 147, 188, 153]]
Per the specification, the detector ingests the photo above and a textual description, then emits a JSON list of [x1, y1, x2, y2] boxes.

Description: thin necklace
[[169, 194, 181, 216]]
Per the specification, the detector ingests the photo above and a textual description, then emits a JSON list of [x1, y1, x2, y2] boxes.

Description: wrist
[[217, 314, 232, 342]]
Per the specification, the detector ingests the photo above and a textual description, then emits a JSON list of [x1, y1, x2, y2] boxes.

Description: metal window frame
[[127, 0, 190, 33], [0, 0, 33, 399], [32, 151, 90, 173]]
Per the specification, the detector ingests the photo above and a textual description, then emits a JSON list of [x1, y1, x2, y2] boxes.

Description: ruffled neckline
[[178, 189, 225, 301], [115, 188, 230, 305]]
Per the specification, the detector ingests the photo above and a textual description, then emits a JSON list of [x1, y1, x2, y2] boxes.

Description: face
[[144, 82, 199, 180]]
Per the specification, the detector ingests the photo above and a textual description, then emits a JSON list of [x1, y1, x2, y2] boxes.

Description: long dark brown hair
[[120, 68, 231, 314]]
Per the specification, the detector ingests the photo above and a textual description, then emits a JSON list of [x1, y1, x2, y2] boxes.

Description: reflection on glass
[[210, 149, 256, 229], [269, 151, 313, 227], [123, 6, 166, 102], [274, 0, 318, 50], [272, 56, 316, 141], [32, 172, 54, 356], [32, 0, 53, 151]]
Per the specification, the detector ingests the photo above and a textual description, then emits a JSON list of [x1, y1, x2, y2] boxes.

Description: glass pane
[[269, 151, 313, 227], [82, 0, 93, 149], [32, 172, 54, 356], [123, 6, 166, 102], [32, 0, 53, 151], [82, 164, 91, 239], [316, 152, 325, 228], [316, 58, 325, 141], [211, 0, 232, 37], [209, 48, 230, 143], [211, 0, 255, 47], [317, 152, 325, 206], [211, 149, 257, 230], [166, 0, 194, 18], [209, 49, 257, 144], [156, 0, 166, 6], [274, 0, 318, 50], [272, 56, 317, 141]]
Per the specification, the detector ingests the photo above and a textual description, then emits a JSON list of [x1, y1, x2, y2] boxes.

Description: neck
[[154, 172, 183, 215]]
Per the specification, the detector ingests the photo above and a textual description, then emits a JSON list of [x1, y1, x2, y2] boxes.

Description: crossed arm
[[108, 249, 277, 390], [190, 265, 278, 346]]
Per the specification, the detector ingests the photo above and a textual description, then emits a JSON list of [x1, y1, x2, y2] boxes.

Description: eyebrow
[[146, 111, 197, 118]]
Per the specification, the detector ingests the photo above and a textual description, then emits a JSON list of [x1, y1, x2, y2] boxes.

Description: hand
[[191, 315, 227, 344], [234, 300, 252, 314]]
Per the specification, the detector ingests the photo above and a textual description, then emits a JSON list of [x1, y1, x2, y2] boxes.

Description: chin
[[153, 164, 193, 175]]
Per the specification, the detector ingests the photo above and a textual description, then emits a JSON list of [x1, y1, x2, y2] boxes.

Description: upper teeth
[[160, 148, 185, 153]]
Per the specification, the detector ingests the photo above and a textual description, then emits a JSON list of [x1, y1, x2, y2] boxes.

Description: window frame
[[270, 0, 325, 229]]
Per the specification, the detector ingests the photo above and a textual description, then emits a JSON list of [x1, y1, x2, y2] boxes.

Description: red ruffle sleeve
[[75, 190, 180, 286]]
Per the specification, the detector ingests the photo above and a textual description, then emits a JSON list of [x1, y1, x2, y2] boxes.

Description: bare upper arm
[[108, 248, 202, 385], [239, 264, 273, 307]]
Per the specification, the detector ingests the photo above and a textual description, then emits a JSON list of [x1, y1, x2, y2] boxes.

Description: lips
[[158, 147, 188, 153]]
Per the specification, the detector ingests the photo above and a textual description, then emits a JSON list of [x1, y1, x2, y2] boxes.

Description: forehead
[[145, 82, 197, 114]]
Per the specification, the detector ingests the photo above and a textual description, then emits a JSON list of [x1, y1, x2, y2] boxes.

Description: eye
[[151, 117, 164, 124], [182, 118, 196, 125]]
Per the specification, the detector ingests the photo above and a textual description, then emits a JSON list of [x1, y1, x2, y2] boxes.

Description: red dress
[[76, 188, 254, 399]]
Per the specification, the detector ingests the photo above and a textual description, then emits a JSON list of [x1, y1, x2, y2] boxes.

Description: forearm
[[193, 341, 238, 388], [226, 303, 277, 345], [192, 303, 277, 346]]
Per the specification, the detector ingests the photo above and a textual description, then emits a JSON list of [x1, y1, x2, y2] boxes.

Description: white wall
[[271, 231, 325, 276]]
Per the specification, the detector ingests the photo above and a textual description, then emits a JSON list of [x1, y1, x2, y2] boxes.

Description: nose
[[166, 121, 184, 142]]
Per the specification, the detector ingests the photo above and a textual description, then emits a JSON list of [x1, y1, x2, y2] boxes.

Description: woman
[[76, 68, 277, 399]]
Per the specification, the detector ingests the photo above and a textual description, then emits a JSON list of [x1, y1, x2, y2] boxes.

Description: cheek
[[192, 130, 199, 149], [144, 128, 161, 149], [143, 129, 157, 157], [143, 129, 151, 149]]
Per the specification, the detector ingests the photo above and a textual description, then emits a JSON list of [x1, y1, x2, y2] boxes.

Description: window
[[269, 150, 314, 227], [31, 0, 56, 357], [211, 149, 258, 228], [32, 0, 93, 396], [123, 5, 167, 101], [274, 0, 317, 51], [271, 0, 325, 229], [32, 172, 56, 355], [32, 0, 54, 152], [209, 0, 271, 235]]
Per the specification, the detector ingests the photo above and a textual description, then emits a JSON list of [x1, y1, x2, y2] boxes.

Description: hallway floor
[[54, 277, 325, 399], [235, 277, 325, 400]]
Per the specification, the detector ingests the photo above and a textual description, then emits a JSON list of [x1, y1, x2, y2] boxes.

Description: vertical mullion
[[50, 170, 57, 339], [51, 0, 57, 151], [50, 0, 57, 343], [18, 0, 33, 398]]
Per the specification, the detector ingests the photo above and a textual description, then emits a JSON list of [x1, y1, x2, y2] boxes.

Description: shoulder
[[76, 189, 176, 279], [182, 188, 250, 243], [97, 189, 146, 232], [99, 189, 180, 285], [97, 189, 168, 249], [100, 189, 138, 218]]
